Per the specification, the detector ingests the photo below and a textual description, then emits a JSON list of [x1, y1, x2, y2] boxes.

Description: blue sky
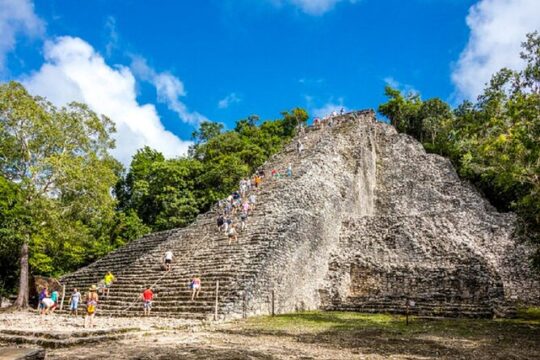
[[1, 0, 539, 164]]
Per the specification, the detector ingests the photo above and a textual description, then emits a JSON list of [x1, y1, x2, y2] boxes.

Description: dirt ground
[[1, 311, 539, 359]]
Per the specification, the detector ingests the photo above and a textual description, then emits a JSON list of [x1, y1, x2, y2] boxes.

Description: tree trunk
[[14, 241, 29, 308]]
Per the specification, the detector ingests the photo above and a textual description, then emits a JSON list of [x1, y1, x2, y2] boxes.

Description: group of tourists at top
[[312, 108, 346, 130]]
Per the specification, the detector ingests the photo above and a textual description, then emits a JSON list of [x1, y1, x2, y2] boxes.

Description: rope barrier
[[117, 232, 211, 313], [118, 268, 172, 313]]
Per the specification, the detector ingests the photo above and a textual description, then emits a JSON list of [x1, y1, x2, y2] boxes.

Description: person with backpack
[[84, 285, 99, 328]]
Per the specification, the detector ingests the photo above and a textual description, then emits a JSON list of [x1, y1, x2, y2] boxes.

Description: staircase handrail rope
[[118, 232, 211, 313], [118, 268, 172, 313]]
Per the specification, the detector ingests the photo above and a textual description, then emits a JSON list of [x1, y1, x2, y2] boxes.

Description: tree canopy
[[0, 82, 148, 296]]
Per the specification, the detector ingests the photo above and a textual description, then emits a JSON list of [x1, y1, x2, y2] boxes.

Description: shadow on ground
[[219, 312, 540, 359]]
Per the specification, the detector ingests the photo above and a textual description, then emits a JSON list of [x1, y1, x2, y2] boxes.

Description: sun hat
[[89, 284, 97, 291]]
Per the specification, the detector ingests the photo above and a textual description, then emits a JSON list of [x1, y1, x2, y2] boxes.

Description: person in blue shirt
[[50, 289, 59, 313]]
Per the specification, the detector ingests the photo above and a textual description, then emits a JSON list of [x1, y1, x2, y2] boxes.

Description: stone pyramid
[[61, 110, 539, 319]]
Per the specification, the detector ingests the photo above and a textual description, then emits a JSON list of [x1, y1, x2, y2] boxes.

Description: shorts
[[104, 283, 112, 288], [143, 300, 152, 309], [42, 298, 54, 308], [191, 284, 200, 290], [70, 300, 79, 310], [165, 259, 172, 264]]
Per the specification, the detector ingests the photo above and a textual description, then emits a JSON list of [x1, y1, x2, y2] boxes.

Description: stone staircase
[[0, 328, 138, 348], [61, 110, 540, 320], [61, 115, 331, 320]]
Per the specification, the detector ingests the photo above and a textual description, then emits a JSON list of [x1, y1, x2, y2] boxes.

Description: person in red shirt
[[141, 286, 154, 316]]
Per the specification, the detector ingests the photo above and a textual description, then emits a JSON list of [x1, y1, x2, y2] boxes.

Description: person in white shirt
[[164, 250, 173, 271]]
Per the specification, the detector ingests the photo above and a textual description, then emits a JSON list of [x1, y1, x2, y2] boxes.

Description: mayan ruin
[[58, 110, 540, 321], [2, 1, 540, 358]]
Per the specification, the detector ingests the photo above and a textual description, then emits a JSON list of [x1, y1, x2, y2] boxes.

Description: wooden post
[[271, 289, 275, 317], [243, 292, 247, 319], [405, 298, 409, 326], [60, 284, 66, 311], [214, 280, 219, 321]]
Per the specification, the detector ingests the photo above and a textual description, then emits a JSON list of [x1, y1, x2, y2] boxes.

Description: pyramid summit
[[61, 110, 540, 319]]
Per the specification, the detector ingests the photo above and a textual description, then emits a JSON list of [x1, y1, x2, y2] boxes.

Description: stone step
[[93, 310, 208, 319], [0, 330, 135, 349], [0, 348, 46, 360], [99, 304, 215, 312]]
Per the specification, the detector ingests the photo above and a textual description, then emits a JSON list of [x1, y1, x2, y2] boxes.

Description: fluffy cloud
[[452, 0, 540, 100], [22, 36, 192, 165], [0, 0, 44, 70], [273, 0, 358, 15], [130, 56, 208, 126], [218, 92, 241, 109], [311, 100, 349, 118]]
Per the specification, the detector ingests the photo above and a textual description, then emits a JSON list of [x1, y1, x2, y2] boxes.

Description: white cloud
[[218, 92, 241, 109], [130, 56, 209, 126], [272, 0, 358, 15], [384, 76, 419, 95], [104, 16, 119, 57], [0, 0, 45, 70], [22, 36, 192, 165], [452, 0, 540, 100], [311, 99, 349, 118]]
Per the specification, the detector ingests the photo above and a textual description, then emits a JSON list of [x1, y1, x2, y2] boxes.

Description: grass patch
[[516, 307, 540, 322], [221, 311, 540, 359], [244, 311, 407, 332], [238, 310, 540, 338]]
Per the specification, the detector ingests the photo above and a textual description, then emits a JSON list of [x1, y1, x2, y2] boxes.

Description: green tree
[[191, 121, 224, 144], [0, 81, 120, 306], [281, 108, 308, 137]]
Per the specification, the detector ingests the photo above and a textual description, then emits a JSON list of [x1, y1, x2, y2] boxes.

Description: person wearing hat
[[84, 285, 99, 328]]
